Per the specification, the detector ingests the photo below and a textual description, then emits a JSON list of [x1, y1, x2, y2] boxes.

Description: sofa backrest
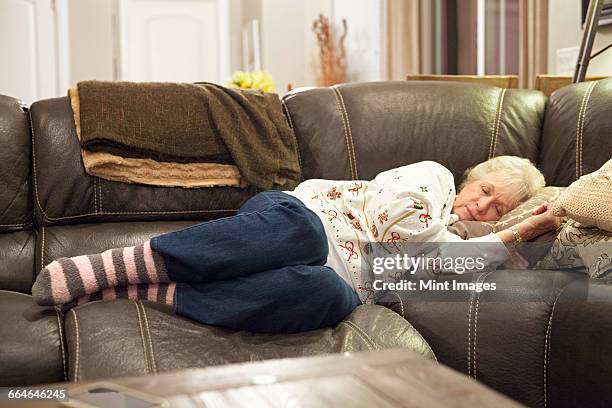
[[540, 78, 612, 186], [282, 81, 548, 186], [10, 80, 612, 284], [28, 96, 256, 228], [0, 96, 36, 293]]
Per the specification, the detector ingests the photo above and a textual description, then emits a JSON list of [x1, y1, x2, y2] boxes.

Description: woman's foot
[[32, 241, 169, 305], [76, 283, 176, 306]]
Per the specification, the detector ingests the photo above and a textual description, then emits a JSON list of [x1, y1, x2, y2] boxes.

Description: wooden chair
[[406, 75, 519, 89], [534, 75, 610, 96]]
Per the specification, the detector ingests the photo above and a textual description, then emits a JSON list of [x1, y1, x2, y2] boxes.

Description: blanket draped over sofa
[[70, 81, 302, 190]]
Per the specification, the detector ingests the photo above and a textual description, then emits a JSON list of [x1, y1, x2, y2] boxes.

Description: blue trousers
[[150, 191, 361, 333]]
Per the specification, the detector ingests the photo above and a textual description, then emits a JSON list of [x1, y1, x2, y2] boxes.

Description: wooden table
[[6, 349, 523, 407]]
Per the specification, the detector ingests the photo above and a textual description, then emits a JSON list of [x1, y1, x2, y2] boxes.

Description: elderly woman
[[32, 156, 561, 333]]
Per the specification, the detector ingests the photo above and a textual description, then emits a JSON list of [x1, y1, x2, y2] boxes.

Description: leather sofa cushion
[[540, 78, 612, 187], [549, 279, 612, 408], [29, 97, 256, 227], [0, 291, 65, 385], [63, 301, 434, 382], [0, 230, 36, 293], [377, 270, 583, 408], [38, 221, 197, 272], [0, 95, 33, 232], [282, 81, 546, 185]]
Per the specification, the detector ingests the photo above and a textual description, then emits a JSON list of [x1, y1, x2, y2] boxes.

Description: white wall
[[332, 0, 385, 82], [68, 0, 115, 84], [0, 0, 69, 104], [68, 0, 244, 86], [25, 0, 384, 94], [260, 0, 308, 92], [259, 0, 384, 92], [259, 0, 333, 92], [548, 0, 612, 76]]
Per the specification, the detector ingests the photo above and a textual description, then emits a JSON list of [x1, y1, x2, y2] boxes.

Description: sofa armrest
[[62, 300, 434, 382]]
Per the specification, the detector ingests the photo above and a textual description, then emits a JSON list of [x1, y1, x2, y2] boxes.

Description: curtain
[[519, 0, 548, 88], [386, 0, 421, 79]]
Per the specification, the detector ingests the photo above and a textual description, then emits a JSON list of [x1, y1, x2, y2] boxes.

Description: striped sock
[[76, 283, 177, 306], [32, 241, 169, 306]]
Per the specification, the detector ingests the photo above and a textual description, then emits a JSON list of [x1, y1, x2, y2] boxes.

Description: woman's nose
[[477, 196, 494, 213]]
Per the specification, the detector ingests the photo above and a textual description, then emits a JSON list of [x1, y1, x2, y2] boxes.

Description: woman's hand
[[496, 202, 565, 247], [518, 202, 565, 240]]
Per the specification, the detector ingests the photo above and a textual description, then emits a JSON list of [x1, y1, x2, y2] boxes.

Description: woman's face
[[452, 180, 518, 222]]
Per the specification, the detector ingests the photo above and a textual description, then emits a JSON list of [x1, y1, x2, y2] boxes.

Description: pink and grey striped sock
[[76, 283, 177, 306], [32, 241, 169, 306]]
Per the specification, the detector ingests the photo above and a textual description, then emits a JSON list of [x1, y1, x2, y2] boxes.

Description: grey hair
[[459, 156, 546, 203]]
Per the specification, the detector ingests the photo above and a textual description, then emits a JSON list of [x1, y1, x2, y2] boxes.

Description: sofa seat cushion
[[0, 291, 65, 386], [0, 230, 36, 293], [63, 300, 435, 382]]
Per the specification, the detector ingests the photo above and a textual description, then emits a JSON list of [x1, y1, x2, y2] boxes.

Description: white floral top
[[285, 161, 509, 303]]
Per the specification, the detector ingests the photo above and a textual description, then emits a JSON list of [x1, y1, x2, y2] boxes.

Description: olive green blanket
[[76, 80, 302, 190]]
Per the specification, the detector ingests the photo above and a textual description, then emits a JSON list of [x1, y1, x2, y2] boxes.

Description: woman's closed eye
[[495, 204, 502, 217]]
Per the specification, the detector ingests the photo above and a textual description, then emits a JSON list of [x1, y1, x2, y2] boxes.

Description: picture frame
[[582, 0, 612, 26]]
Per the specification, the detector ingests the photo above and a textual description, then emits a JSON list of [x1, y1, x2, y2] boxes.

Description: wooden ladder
[[574, 0, 612, 83]]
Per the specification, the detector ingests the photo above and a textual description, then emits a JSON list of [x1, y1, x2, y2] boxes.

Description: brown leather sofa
[[1, 79, 611, 408]]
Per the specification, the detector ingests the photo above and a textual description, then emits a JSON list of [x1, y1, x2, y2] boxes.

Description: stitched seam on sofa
[[580, 81, 599, 179], [138, 301, 158, 374], [93, 177, 98, 214], [97, 178, 102, 213], [492, 89, 507, 159], [338, 321, 375, 351], [98, 180, 104, 212], [577, 81, 599, 177], [347, 321, 380, 350], [331, 87, 354, 179], [467, 272, 489, 377], [334, 88, 359, 179], [99, 178, 103, 212], [96, 177, 100, 214], [34, 208, 239, 222], [70, 309, 80, 382], [576, 80, 599, 180], [29, 110, 44, 220], [281, 100, 295, 130], [488, 89, 507, 160], [331, 86, 358, 180], [55, 306, 68, 381], [40, 226, 45, 271], [0, 222, 31, 227], [544, 287, 567, 408], [473, 271, 493, 380], [281, 100, 304, 175], [467, 277, 476, 376], [388, 291, 405, 318], [133, 300, 152, 374]]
